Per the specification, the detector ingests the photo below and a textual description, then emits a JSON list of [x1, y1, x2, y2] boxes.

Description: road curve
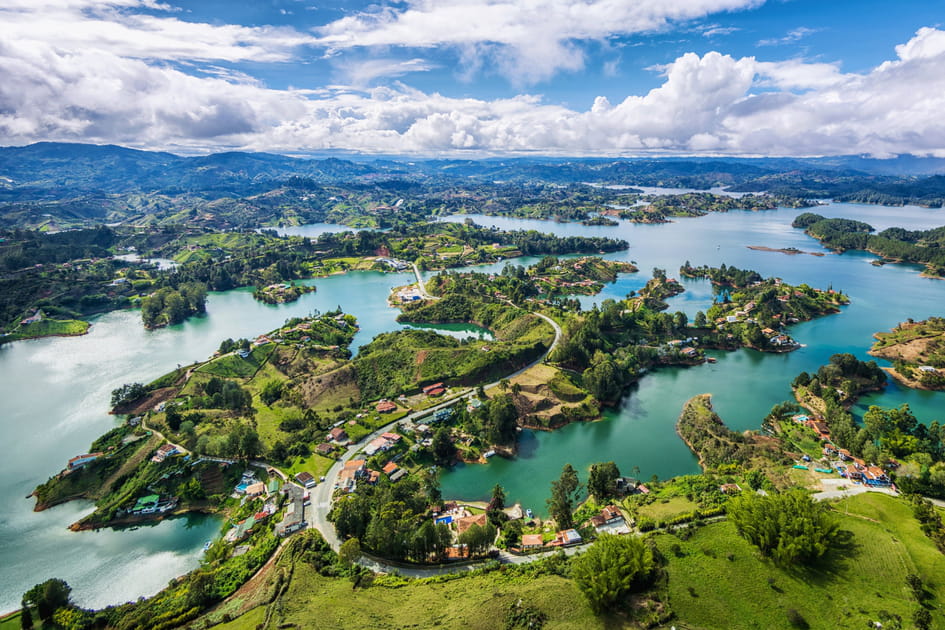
[[307, 301, 564, 574]]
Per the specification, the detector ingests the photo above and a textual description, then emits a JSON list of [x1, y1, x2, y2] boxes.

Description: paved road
[[412, 263, 438, 299], [307, 301, 565, 574]]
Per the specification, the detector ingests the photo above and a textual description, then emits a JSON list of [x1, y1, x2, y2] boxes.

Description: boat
[[525, 508, 533, 519], [202, 540, 212, 552], [706, 357, 717, 363], [483, 450, 495, 458]]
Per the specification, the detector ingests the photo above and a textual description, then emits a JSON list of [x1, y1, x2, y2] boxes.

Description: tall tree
[[587, 461, 620, 502], [571, 534, 655, 613], [547, 464, 581, 530]]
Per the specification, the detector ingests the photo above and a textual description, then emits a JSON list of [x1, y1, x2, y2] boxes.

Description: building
[[552, 529, 582, 546], [328, 427, 349, 443], [151, 443, 179, 463], [376, 400, 398, 413], [67, 452, 103, 470], [455, 512, 488, 536], [316, 443, 334, 456], [719, 483, 742, 494], [245, 482, 266, 498], [294, 471, 316, 488], [433, 408, 453, 423], [422, 382, 446, 396], [521, 534, 544, 550]]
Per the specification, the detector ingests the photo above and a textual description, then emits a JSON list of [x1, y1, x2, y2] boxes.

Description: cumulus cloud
[[314, 0, 767, 83], [0, 0, 316, 64], [2, 1, 945, 159]]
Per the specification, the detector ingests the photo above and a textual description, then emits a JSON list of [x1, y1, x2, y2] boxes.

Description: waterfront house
[[455, 513, 488, 536], [67, 452, 103, 470]]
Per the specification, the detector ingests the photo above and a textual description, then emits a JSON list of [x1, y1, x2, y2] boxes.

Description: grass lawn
[[636, 496, 699, 521], [214, 562, 614, 630], [283, 453, 334, 479], [197, 345, 272, 379], [656, 492, 945, 629]]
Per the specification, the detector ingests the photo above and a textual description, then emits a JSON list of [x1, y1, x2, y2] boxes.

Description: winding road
[[307, 294, 564, 574]]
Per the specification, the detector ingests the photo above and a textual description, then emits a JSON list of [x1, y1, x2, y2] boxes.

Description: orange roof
[[521, 534, 543, 547], [382, 462, 399, 474], [343, 459, 366, 471], [455, 512, 488, 535]]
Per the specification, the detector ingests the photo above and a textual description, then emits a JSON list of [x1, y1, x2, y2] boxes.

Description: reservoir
[[2, 202, 944, 611]]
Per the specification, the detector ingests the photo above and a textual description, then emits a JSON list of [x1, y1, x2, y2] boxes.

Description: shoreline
[[746, 245, 825, 257]]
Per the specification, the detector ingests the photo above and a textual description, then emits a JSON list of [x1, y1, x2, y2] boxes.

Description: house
[[918, 366, 938, 373], [552, 529, 582, 546], [455, 512, 488, 535], [382, 461, 400, 477], [719, 483, 742, 494], [433, 408, 453, 423], [338, 459, 367, 492], [823, 444, 838, 457], [245, 482, 266, 498], [295, 472, 316, 488], [316, 443, 334, 456], [423, 382, 446, 397], [601, 505, 624, 524], [521, 534, 544, 550], [862, 466, 891, 487], [150, 443, 179, 463], [20, 310, 45, 325], [680, 347, 697, 358], [377, 400, 398, 413], [329, 427, 349, 443], [67, 452, 103, 470]]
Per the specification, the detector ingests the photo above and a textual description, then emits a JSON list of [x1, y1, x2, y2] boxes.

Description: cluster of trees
[[191, 377, 253, 413], [328, 473, 452, 562], [679, 261, 762, 288], [140, 283, 207, 328], [110, 382, 148, 408], [728, 490, 843, 566], [793, 353, 886, 403], [571, 534, 656, 613]]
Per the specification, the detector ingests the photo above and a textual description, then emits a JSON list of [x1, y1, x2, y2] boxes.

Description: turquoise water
[[437, 204, 945, 515], [2, 205, 944, 610]]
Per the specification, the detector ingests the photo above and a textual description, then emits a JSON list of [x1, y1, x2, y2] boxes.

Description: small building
[[553, 529, 582, 546], [521, 534, 544, 550], [316, 443, 334, 456], [245, 482, 266, 498], [67, 452, 103, 470], [151, 443, 179, 463], [377, 400, 398, 413], [918, 366, 938, 373], [719, 483, 742, 494], [382, 461, 400, 477], [329, 427, 349, 443], [433, 408, 453, 423], [423, 382, 446, 397], [455, 512, 488, 536], [295, 471, 316, 488]]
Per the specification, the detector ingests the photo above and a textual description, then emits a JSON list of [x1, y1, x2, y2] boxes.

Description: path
[[412, 263, 438, 299], [307, 299, 564, 573]]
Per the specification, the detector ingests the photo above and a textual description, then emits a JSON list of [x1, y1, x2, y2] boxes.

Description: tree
[[571, 534, 655, 613], [694, 311, 708, 328], [587, 461, 620, 501], [458, 522, 497, 555], [260, 380, 283, 407], [110, 382, 147, 408], [23, 578, 72, 623], [547, 464, 581, 530], [488, 483, 506, 513], [165, 404, 182, 431], [339, 538, 361, 566], [20, 604, 32, 630], [727, 490, 842, 566], [432, 427, 454, 466]]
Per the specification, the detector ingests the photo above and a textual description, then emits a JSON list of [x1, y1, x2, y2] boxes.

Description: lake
[[2, 202, 944, 611]]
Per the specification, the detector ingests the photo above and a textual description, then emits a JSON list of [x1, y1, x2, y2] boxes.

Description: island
[[870, 318, 945, 389]]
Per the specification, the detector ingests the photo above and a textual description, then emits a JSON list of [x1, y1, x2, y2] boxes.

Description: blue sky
[[1, 0, 943, 157]]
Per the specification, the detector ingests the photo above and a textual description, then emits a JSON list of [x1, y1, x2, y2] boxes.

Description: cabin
[[376, 400, 398, 413], [328, 427, 349, 443], [316, 443, 334, 456]]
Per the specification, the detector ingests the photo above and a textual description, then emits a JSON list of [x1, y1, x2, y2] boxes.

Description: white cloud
[[0, 0, 316, 64], [338, 58, 438, 87], [314, 0, 767, 82], [758, 26, 820, 47], [2, 5, 945, 159]]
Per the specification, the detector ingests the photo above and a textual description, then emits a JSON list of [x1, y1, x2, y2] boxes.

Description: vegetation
[[571, 534, 656, 613], [794, 213, 945, 277], [727, 490, 843, 566], [547, 464, 582, 530], [140, 283, 207, 328], [871, 318, 945, 389]]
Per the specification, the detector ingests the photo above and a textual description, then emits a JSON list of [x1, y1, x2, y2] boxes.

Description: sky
[[0, 0, 943, 157]]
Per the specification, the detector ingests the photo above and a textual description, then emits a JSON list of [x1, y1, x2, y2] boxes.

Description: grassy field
[[636, 496, 700, 521], [6, 318, 90, 342], [213, 564, 615, 630], [655, 492, 945, 629], [283, 452, 334, 479]]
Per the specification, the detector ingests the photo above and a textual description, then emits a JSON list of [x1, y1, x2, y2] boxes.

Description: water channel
[[2, 201, 944, 612]]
